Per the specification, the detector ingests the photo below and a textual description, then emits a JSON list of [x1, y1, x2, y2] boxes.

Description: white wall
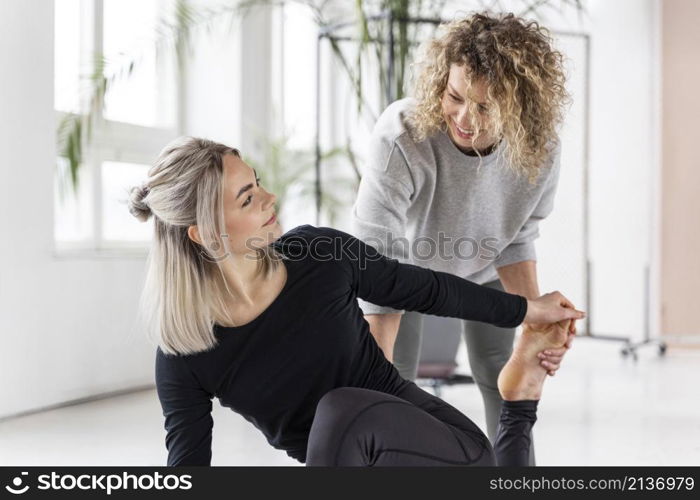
[[580, 0, 656, 341], [0, 0, 154, 419]]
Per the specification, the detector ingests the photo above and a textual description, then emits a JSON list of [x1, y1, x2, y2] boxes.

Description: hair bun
[[128, 184, 152, 222]]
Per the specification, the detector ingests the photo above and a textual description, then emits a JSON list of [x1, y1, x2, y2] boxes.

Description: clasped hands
[[524, 291, 585, 376]]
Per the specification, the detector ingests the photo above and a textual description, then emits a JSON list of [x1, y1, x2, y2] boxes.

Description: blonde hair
[[409, 12, 569, 182], [129, 136, 282, 356]]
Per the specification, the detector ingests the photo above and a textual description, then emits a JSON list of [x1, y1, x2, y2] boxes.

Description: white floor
[[1, 338, 699, 466]]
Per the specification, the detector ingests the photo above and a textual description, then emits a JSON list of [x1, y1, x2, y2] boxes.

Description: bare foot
[[497, 319, 572, 401]]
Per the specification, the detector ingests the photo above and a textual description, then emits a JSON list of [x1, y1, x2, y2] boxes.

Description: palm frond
[[57, 0, 263, 195]]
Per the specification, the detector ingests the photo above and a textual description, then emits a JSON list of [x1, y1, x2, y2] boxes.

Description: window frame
[[53, 0, 184, 257]]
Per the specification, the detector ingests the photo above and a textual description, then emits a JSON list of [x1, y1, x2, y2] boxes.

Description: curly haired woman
[[352, 12, 574, 465], [136, 137, 584, 466]]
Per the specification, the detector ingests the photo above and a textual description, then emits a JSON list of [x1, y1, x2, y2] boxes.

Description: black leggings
[[306, 382, 537, 466]]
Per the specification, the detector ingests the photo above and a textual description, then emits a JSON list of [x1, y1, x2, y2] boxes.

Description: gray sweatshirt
[[351, 97, 562, 315]]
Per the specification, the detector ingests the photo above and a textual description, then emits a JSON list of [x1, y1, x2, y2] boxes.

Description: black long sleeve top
[[155, 225, 527, 465]]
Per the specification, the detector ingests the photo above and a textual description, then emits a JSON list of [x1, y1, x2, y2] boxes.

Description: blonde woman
[[130, 136, 584, 466], [352, 12, 574, 465]]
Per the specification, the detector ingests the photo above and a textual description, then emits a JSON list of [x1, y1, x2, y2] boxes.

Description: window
[[54, 0, 180, 252]]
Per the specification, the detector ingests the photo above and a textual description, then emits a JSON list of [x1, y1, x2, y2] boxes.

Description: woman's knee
[[313, 387, 405, 430], [307, 388, 409, 465]]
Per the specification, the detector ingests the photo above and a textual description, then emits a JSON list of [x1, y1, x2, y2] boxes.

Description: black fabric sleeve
[[155, 348, 214, 466], [324, 226, 527, 327]]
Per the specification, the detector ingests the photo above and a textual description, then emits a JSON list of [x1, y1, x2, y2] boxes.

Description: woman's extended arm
[[330, 227, 583, 327]]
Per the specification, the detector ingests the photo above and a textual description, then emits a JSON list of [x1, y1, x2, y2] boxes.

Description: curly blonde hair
[[409, 12, 570, 182]]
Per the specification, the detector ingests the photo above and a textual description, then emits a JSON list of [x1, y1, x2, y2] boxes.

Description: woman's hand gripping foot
[[497, 319, 573, 401]]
